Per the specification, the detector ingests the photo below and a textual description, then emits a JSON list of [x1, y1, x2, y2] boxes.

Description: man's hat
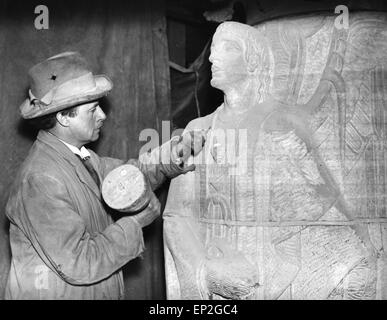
[[20, 51, 113, 119]]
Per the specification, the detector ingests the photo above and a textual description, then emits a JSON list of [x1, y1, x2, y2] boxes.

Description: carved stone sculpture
[[163, 13, 387, 299]]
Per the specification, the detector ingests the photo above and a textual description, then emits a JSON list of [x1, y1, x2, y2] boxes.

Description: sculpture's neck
[[222, 81, 256, 115], [221, 80, 274, 120]]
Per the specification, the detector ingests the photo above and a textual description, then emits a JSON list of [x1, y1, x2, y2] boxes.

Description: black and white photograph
[[0, 0, 386, 309]]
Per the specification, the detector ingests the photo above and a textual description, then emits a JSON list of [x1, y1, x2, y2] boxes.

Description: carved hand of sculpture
[[203, 240, 259, 299]]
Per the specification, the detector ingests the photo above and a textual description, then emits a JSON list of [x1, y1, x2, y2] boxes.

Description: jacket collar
[[36, 130, 101, 199], [57, 137, 91, 159]]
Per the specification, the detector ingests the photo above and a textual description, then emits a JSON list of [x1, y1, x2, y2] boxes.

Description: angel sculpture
[[163, 15, 387, 300]]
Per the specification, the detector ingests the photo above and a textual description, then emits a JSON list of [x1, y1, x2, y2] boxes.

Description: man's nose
[[97, 106, 107, 121]]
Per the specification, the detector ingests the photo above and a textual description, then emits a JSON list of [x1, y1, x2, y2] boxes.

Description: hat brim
[[20, 75, 113, 119]]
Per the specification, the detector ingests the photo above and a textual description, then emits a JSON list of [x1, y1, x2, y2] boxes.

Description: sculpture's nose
[[209, 45, 218, 64], [209, 51, 214, 63]]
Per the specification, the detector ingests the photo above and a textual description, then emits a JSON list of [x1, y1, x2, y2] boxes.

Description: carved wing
[[269, 130, 326, 224], [339, 16, 387, 221], [259, 13, 387, 223]]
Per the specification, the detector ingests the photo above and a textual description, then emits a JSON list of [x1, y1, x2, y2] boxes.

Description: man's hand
[[171, 128, 210, 173], [131, 191, 161, 228]]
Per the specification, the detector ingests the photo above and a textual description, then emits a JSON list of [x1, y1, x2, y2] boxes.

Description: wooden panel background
[[0, 0, 170, 299]]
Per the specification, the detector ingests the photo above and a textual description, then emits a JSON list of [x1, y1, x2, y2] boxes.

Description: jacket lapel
[[37, 130, 101, 199], [73, 160, 101, 199]]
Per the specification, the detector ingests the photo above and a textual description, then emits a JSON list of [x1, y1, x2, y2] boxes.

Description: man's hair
[[28, 105, 79, 130]]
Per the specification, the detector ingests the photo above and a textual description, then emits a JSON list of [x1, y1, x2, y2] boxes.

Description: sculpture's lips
[[211, 66, 222, 75]]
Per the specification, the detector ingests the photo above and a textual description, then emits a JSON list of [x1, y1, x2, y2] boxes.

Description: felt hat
[[20, 51, 113, 119]]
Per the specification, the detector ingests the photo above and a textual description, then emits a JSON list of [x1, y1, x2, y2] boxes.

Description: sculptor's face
[[67, 101, 106, 145], [209, 31, 248, 90]]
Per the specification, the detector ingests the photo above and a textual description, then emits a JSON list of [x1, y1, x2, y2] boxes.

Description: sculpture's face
[[209, 30, 248, 90]]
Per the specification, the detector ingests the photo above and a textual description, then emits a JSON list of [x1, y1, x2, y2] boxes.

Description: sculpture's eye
[[224, 40, 241, 52]]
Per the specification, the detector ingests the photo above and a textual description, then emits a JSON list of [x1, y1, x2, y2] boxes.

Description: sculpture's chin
[[210, 77, 223, 90]]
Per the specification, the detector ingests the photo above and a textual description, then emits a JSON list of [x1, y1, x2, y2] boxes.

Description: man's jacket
[[5, 130, 175, 299]]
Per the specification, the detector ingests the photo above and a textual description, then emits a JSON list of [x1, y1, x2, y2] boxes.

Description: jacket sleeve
[[98, 140, 189, 191], [19, 172, 145, 285]]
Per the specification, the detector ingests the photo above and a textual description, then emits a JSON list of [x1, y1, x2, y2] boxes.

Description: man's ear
[[56, 112, 70, 127]]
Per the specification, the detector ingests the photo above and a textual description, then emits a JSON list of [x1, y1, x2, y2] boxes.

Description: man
[[5, 51, 201, 299], [163, 21, 380, 300]]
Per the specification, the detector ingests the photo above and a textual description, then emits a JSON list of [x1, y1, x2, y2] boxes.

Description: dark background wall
[[1, 0, 387, 300], [0, 0, 171, 299]]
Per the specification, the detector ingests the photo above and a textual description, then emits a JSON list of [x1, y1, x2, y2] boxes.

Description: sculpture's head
[[209, 21, 272, 100]]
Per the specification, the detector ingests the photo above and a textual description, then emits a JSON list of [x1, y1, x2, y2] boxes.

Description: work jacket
[[5, 130, 174, 299]]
